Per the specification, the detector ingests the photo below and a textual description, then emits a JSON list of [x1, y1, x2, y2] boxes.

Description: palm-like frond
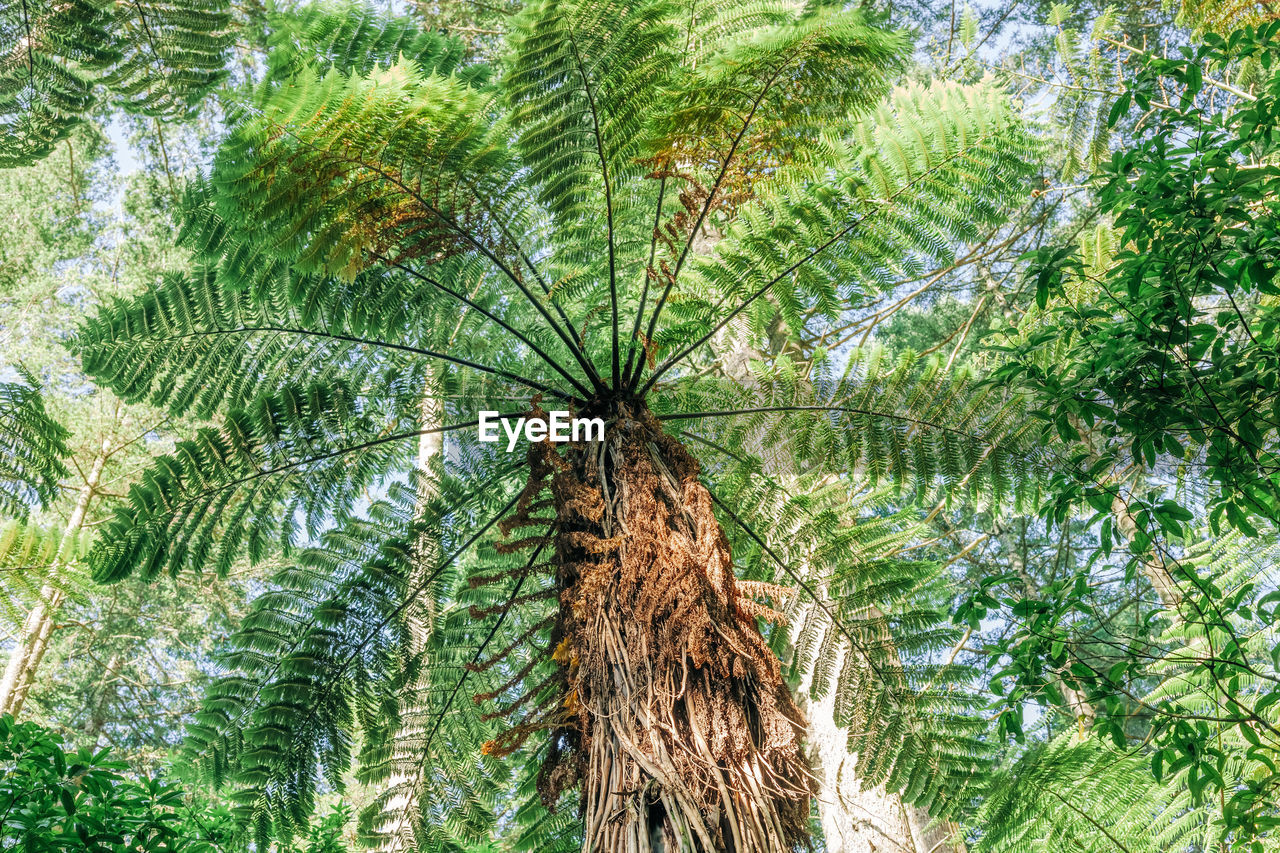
[[647, 78, 1035, 384], [0, 0, 230, 167], [189, 469, 522, 847], [974, 736, 1171, 853], [100, 0, 231, 118], [656, 348, 1043, 510], [264, 0, 487, 84], [0, 519, 88, 625], [0, 375, 69, 517], [0, 0, 116, 167]]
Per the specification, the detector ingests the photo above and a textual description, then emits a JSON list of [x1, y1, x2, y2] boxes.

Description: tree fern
[[75, 2, 1044, 848]]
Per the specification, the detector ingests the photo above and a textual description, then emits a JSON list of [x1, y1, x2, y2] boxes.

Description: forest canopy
[[2, 0, 1280, 851]]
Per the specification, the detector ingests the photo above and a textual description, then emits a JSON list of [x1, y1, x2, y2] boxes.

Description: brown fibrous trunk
[[492, 402, 812, 852]]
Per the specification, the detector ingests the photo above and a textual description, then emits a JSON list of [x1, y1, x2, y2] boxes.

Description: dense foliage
[[0, 714, 237, 851]]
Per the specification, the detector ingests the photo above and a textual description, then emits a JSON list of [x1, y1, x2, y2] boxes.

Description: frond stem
[[153, 325, 575, 402], [377, 255, 594, 398], [638, 143, 988, 396], [389, 530, 553, 842], [706, 487, 906, 708], [634, 59, 791, 389], [622, 176, 666, 386], [563, 27, 620, 389]]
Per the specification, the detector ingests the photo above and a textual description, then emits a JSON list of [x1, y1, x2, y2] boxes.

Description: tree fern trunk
[[519, 404, 811, 852], [0, 438, 107, 717]]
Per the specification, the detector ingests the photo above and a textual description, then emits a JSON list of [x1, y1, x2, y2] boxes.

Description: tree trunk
[[715, 329, 956, 853], [791, 603, 966, 853], [369, 382, 444, 849], [0, 438, 108, 718], [1066, 416, 1184, 611], [1109, 493, 1183, 610], [504, 403, 811, 852]]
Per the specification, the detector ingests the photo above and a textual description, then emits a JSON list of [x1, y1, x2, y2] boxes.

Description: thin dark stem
[[635, 62, 792, 389], [390, 531, 553, 842], [677, 430, 752, 465], [639, 145, 985, 397], [563, 28, 619, 390], [706, 487, 905, 704], [258, 117, 604, 393], [157, 325, 576, 402], [378, 255, 593, 398], [19, 0, 34, 88], [624, 177, 667, 388]]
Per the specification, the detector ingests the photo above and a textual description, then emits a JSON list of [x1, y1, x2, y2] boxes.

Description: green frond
[[1046, 8, 1121, 180], [265, 1, 487, 84], [86, 378, 421, 582], [0, 374, 70, 517], [77, 264, 527, 418], [100, 0, 232, 119], [189, 475, 524, 845], [649, 8, 906, 177], [217, 62, 504, 281], [506, 0, 677, 242], [0, 0, 116, 167], [0, 0, 228, 167], [655, 78, 1035, 367], [657, 348, 1044, 510], [0, 519, 89, 624], [974, 736, 1173, 853]]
